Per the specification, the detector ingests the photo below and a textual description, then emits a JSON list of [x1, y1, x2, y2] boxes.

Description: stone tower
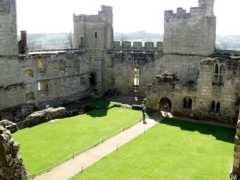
[[199, 0, 214, 16], [163, 0, 216, 56], [0, 0, 18, 56], [73, 5, 113, 50]]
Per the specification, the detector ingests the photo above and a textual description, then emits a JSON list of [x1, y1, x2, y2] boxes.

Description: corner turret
[[199, 0, 214, 16]]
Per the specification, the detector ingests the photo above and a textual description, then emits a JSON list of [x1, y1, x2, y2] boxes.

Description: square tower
[[73, 5, 113, 50], [0, 0, 18, 56], [163, 0, 216, 56]]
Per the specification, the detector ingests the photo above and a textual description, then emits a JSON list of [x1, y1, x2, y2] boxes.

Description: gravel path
[[35, 118, 157, 180]]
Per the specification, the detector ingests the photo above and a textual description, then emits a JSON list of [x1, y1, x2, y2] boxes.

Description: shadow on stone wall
[[161, 118, 235, 143]]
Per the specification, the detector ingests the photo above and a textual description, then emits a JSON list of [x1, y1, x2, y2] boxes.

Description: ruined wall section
[[146, 55, 240, 125], [155, 55, 202, 84], [22, 51, 92, 107], [0, 57, 25, 110], [0, 0, 17, 56], [163, 0, 216, 56], [196, 58, 240, 124], [109, 48, 162, 96]]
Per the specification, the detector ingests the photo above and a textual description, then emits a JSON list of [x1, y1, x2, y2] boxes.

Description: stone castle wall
[[73, 5, 113, 50], [231, 113, 240, 180], [0, 0, 17, 56], [163, 0, 216, 56], [0, 51, 94, 121], [0, 1, 238, 126]]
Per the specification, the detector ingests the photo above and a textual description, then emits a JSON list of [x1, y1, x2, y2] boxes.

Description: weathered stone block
[[19, 107, 66, 128], [0, 126, 27, 180], [0, 120, 18, 133]]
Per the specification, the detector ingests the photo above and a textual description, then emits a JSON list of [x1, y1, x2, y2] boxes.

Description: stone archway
[[159, 97, 172, 112]]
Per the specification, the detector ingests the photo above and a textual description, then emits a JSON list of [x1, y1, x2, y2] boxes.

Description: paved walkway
[[35, 119, 157, 180]]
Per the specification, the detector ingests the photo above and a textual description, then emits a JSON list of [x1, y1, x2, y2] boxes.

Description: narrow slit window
[[188, 98, 192, 109], [216, 102, 221, 113], [133, 67, 140, 86], [211, 101, 216, 112], [95, 32, 98, 39]]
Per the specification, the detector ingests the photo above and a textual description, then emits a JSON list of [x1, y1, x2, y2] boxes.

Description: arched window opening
[[214, 64, 219, 74], [220, 65, 224, 75], [183, 98, 188, 109], [24, 69, 34, 78], [183, 97, 192, 110], [160, 97, 172, 112], [213, 64, 224, 86], [216, 102, 221, 113], [211, 101, 216, 112], [188, 98, 192, 109]]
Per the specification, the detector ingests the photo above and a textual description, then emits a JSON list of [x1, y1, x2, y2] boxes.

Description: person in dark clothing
[[142, 98, 147, 124]]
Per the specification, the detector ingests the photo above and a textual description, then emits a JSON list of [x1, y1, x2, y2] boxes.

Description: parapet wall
[[113, 41, 163, 50], [165, 7, 205, 22]]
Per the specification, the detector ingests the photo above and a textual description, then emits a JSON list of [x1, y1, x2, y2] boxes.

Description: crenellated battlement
[[163, 0, 216, 56], [165, 7, 209, 23], [165, 0, 214, 23], [113, 41, 163, 50]]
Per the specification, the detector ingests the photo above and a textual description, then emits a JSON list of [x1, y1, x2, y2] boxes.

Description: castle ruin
[[0, 0, 239, 127]]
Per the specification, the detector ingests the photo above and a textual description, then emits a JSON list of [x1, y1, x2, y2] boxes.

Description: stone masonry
[[0, 126, 27, 180], [231, 113, 240, 180], [0, 0, 239, 127]]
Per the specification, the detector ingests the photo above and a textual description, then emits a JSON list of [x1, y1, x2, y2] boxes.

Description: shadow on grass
[[161, 118, 235, 143], [86, 98, 121, 117]]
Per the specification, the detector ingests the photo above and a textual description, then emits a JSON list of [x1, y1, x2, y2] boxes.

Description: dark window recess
[[216, 102, 221, 113], [89, 73, 97, 87], [95, 32, 98, 39], [188, 98, 192, 109], [213, 64, 224, 86], [183, 98, 188, 109], [214, 64, 219, 74], [210, 101, 221, 113], [183, 97, 192, 110], [211, 101, 215, 112], [79, 37, 84, 48]]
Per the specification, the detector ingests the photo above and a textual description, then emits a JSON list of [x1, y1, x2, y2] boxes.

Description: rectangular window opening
[[37, 80, 49, 91]]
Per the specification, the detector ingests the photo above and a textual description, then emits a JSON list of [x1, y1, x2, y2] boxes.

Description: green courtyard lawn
[[73, 118, 235, 180], [13, 100, 142, 177]]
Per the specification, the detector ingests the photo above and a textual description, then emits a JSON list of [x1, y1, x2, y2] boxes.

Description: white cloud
[[16, 0, 240, 35]]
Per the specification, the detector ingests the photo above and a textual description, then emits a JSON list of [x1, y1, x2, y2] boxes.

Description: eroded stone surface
[[0, 126, 27, 180]]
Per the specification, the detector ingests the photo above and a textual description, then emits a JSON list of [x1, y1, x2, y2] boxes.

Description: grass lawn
[[72, 118, 235, 180], [13, 100, 142, 177]]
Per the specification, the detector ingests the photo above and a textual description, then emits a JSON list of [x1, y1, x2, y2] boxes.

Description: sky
[[16, 0, 240, 35]]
